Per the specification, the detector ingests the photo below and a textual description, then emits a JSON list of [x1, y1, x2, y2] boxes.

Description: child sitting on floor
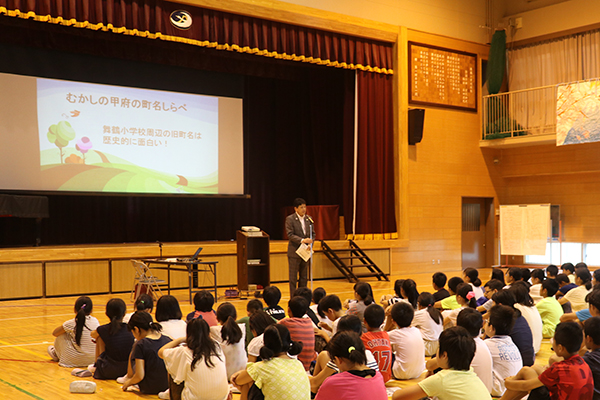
[[530, 269, 545, 303], [315, 331, 388, 400], [477, 279, 504, 312], [456, 308, 493, 393], [159, 318, 230, 400], [442, 283, 477, 329], [237, 299, 263, 349], [186, 290, 218, 326], [48, 296, 100, 368], [85, 298, 135, 380], [123, 293, 153, 324], [411, 292, 443, 356], [122, 311, 172, 395], [310, 315, 380, 394], [380, 279, 405, 307], [263, 286, 286, 321], [500, 321, 594, 400], [583, 317, 600, 399], [393, 326, 492, 400], [346, 282, 374, 328], [432, 272, 450, 302], [317, 294, 345, 336], [247, 311, 277, 363], [210, 302, 247, 381], [484, 305, 523, 397], [434, 277, 464, 310], [231, 324, 310, 400], [425, 308, 494, 393], [279, 296, 316, 371], [385, 302, 425, 380], [362, 304, 392, 382], [155, 295, 186, 340], [536, 279, 564, 338]]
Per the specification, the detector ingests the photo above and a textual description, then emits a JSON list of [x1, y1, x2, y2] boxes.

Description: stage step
[[320, 240, 389, 283]]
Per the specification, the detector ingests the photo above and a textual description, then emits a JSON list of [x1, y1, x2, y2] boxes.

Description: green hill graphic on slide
[[40, 148, 217, 193]]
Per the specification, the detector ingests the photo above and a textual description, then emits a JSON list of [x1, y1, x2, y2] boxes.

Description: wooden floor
[[0, 269, 553, 399]]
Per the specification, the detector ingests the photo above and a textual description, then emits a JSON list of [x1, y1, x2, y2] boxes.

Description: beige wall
[[279, 0, 489, 43], [491, 142, 600, 244], [392, 30, 499, 277], [503, 0, 600, 41]]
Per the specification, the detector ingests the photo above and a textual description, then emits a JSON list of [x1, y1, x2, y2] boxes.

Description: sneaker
[[158, 389, 170, 399], [69, 381, 96, 394], [116, 375, 128, 384], [87, 363, 96, 373], [47, 345, 58, 361], [71, 368, 93, 377]]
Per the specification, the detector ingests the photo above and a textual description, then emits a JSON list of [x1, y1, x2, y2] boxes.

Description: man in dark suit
[[286, 198, 314, 297]]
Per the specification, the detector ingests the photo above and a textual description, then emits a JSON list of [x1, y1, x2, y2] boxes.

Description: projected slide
[[0, 73, 244, 195]]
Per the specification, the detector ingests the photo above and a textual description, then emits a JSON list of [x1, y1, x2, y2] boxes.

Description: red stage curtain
[[351, 71, 397, 235], [0, 0, 393, 74]]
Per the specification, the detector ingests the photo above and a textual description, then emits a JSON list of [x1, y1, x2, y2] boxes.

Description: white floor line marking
[[0, 313, 73, 322], [0, 342, 51, 348]]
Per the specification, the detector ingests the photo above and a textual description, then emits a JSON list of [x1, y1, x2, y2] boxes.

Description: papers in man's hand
[[296, 243, 312, 262]]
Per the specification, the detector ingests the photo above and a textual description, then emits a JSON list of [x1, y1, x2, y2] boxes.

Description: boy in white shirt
[[385, 302, 426, 380], [484, 304, 523, 397], [425, 307, 493, 394], [317, 294, 345, 336], [392, 326, 492, 400], [457, 308, 493, 393]]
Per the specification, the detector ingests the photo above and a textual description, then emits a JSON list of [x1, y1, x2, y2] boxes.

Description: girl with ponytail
[[231, 324, 310, 400], [442, 284, 477, 329], [463, 268, 484, 300], [210, 302, 247, 380], [401, 279, 420, 309], [411, 292, 443, 356], [315, 331, 387, 400], [121, 311, 172, 394], [123, 293, 154, 324], [159, 317, 229, 400], [48, 296, 99, 368], [78, 298, 134, 379]]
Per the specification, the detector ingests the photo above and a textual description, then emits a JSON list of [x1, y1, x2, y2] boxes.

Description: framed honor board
[[409, 42, 477, 111]]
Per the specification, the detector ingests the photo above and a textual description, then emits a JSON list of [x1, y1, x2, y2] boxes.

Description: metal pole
[[309, 223, 314, 291]]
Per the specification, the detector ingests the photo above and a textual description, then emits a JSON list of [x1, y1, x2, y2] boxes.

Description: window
[[524, 242, 589, 265], [584, 243, 600, 266]]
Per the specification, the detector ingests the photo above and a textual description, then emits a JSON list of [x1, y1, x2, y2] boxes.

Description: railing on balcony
[[482, 85, 557, 140]]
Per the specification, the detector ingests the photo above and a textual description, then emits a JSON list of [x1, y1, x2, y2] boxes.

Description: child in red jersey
[[361, 304, 392, 382], [500, 321, 594, 400]]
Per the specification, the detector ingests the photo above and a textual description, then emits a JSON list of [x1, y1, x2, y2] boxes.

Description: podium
[[236, 230, 270, 291]]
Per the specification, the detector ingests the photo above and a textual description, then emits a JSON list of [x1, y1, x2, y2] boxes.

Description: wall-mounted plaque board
[[409, 42, 477, 111]]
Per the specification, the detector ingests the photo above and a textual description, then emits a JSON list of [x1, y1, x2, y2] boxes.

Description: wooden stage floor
[[0, 270, 553, 399]]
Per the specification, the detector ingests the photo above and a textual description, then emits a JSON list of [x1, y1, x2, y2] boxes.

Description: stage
[[0, 239, 402, 300]]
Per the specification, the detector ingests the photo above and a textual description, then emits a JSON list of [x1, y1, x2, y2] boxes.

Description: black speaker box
[[408, 108, 425, 145]]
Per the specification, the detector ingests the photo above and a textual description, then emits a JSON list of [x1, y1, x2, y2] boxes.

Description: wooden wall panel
[[495, 142, 600, 243], [0, 263, 42, 299], [46, 261, 109, 296], [0, 244, 389, 299], [391, 30, 497, 277]]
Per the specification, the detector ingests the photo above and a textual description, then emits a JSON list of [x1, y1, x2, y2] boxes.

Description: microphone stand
[[158, 241, 163, 258], [308, 219, 314, 291]]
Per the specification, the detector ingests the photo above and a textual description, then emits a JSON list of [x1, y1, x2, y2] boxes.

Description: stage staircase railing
[[321, 240, 389, 283]]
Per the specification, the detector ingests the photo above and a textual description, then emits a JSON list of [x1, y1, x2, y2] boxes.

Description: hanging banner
[[557, 80, 600, 146]]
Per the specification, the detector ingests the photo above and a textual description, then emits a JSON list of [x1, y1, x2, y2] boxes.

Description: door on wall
[[462, 197, 494, 269]]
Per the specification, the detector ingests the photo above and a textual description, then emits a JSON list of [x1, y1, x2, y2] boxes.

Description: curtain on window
[[508, 29, 600, 90]]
